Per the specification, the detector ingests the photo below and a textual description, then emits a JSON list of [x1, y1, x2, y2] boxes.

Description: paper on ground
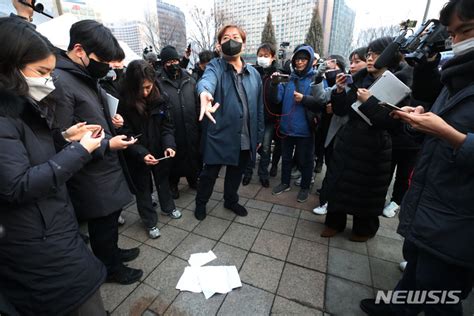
[[198, 266, 242, 299], [176, 266, 202, 293], [188, 250, 217, 267]]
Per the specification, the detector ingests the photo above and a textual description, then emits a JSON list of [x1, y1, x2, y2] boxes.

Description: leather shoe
[[225, 203, 248, 216], [106, 265, 143, 285], [119, 247, 140, 262], [320, 227, 342, 238], [360, 298, 394, 316], [242, 176, 251, 186], [260, 178, 270, 188]]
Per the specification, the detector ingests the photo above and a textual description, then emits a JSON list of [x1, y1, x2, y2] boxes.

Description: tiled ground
[[97, 168, 474, 316]]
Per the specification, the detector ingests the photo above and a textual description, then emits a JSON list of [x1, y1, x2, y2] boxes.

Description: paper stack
[[176, 250, 242, 299]]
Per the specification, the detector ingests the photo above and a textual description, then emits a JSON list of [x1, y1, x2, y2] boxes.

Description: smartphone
[[91, 127, 103, 138], [345, 74, 353, 85], [324, 59, 337, 69], [125, 133, 142, 141], [273, 74, 290, 83], [378, 101, 403, 112], [157, 156, 172, 161]]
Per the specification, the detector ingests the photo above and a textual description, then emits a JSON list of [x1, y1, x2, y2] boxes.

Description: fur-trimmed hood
[[0, 88, 27, 118]]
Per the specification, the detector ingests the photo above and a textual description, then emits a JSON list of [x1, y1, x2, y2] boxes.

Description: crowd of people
[[0, 0, 473, 314]]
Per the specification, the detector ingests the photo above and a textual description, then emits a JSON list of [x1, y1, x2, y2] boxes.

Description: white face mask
[[23, 75, 56, 101], [451, 37, 474, 56], [257, 57, 272, 68]]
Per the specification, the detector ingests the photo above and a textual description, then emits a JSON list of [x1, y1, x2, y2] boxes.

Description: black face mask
[[221, 39, 242, 57], [165, 64, 181, 78], [83, 57, 110, 79]]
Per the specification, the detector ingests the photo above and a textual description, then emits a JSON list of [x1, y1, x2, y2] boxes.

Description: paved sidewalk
[[100, 170, 474, 316]]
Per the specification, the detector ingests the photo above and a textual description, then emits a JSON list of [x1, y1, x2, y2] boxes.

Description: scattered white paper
[[176, 252, 242, 299], [198, 266, 242, 299], [188, 250, 217, 267], [106, 93, 119, 118], [176, 267, 201, 293]]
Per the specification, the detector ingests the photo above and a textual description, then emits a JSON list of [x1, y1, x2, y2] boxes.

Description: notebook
[[351, 70, 411, 126]]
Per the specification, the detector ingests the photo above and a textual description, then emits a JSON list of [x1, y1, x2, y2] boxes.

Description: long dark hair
[[0, 17, 55, 96], [121, 59, 160, 115]]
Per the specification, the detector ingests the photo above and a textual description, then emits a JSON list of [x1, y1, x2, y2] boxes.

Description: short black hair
[[440, 0, 474, 26], [257, 43, 276, 57], [349, 47, 368, 62], [368, 36, 402, 69], [198, 50, 214, 64], [0, 17, 55, 96], [68, 20, 124, 63]]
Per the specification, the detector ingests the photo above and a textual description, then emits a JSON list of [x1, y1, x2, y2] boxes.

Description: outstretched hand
[[199, 91, 220, 124]]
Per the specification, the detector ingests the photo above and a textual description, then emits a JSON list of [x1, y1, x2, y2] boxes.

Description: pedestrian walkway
[[102, 171, 474, 316]]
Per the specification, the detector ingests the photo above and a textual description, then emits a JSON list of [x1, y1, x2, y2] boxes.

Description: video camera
[[375, 19, 450, 68], [18, 0, 53, 19]]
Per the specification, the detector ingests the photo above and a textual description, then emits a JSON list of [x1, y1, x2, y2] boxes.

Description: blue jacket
[[197, 58, 264, 165], [274, 45, 317, 137], [397, 51, 474, 268]]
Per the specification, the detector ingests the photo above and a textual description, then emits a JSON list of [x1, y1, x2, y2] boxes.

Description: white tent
[[37, 14, 140, 66]]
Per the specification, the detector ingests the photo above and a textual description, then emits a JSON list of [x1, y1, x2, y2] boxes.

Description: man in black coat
[[53, 20, 143, 285], [158, 45, 201, 199], [361, 1, 474, 315]]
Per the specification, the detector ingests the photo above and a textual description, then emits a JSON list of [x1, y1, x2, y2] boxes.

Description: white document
[[198, 266, 242, 299], [188, 250, 217, 267], [176, 267, 202, 293], [351, 70, 411, 126], [106, 93, 119, 118]]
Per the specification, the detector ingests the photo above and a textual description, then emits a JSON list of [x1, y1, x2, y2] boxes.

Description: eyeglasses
[[365, 52, 379, 59], [26, 66, 58, 84]]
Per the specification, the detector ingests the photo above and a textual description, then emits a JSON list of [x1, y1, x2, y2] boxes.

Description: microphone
[[374, 41, 401, 69]]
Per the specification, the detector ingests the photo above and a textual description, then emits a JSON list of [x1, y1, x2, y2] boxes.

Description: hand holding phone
[[91, 127, 104, 138], [345, 74, 353, 85], [125, 133, 142, 141], [378, 101, 403, 112]]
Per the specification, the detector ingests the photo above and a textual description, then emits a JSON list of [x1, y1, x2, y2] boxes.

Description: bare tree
[[188, 6, 214, 52], [354, 25, 400, 49], [142, 11, 160, 53]]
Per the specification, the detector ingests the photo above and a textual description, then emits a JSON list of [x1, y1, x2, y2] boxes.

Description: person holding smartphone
[[119, 60, 181, 239], [0, 17, 108, 315]]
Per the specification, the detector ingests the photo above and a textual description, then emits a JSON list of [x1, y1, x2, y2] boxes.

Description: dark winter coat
[[118, 87, 176, 176], [398, 51, 474, 268], [327, 67, 410, 216], [53, 53, 133, 220], [0, 89, 106, 315], [158, 70, 201, 177], [196, 58, 264, 165], [254, 62, 282, 124]]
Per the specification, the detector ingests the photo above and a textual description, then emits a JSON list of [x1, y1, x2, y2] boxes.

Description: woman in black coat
[[0, 18, 107, 315], [119, 60, 180, 239], [322, 36, 412, 242]]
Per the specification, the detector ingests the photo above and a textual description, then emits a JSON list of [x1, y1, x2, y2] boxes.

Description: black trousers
[[134, 163, 175, 228], [390, 148, 419, 205], [196, 151, 250, 210], [88, 209, 122, 275], [391, 240, 473, 316], [325, 210, 380, 237]]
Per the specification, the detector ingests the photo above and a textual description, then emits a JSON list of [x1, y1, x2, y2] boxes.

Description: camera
[[272, 74, 290, 84], [375, 19, 450, 68]]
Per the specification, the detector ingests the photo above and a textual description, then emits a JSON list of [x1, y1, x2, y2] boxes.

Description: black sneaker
[[297, 189, 309, 203], [260, 178, 270, 188], [272, 183, 290, 195], [195, 205, 207, 221], [242, 176, 251, 186], [119, 247, 140, 262], [106, 265, 143, 285], [224, 203, 248, 216], [360, 298, 394, 316]]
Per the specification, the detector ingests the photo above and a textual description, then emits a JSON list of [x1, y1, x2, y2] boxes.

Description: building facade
[[156, 0, 186, 54], [108, 21, 147, 56], [328, 0, 356, 59]]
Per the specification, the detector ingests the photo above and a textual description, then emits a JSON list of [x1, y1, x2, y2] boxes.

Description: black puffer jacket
[[118, 85, 176, 173], [0, 90, 106, 315], [158, 70, 200, 177], [53, 53, 133, 220], [398, 51, 474, 268], [327, 67, 410, 216]]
